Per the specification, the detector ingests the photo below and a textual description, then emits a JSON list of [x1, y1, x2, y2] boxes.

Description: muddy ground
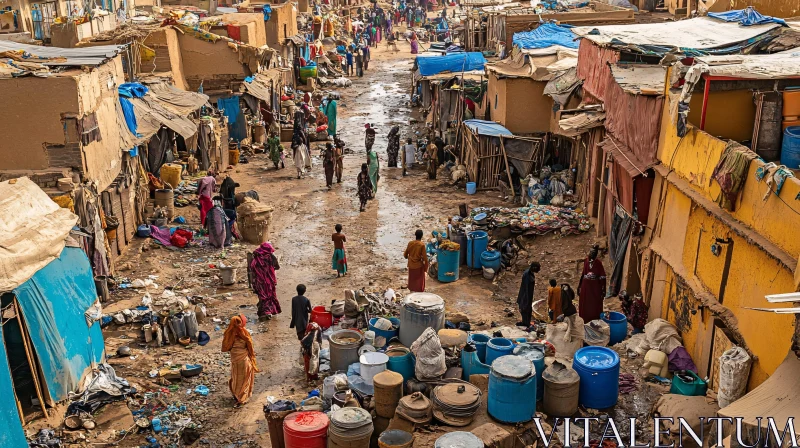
[[42, 39, 629, 447]]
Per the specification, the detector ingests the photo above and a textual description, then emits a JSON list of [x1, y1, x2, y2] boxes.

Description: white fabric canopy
[[0, 177, 77, 292]]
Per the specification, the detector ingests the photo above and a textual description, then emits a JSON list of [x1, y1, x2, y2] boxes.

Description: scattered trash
[[193, 385, 209, 396]]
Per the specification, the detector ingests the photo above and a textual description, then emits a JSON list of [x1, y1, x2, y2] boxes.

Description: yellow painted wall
[[658, 90, 800, 260], [687, 90, 755, 142]]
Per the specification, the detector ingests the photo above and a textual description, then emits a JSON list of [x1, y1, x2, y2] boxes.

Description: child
[[289, 284, 312, 340], [355, 50, 364, 77], [547, 279, 561, 323], [331, 224, 348, 277], [346, 49, 354, 76]]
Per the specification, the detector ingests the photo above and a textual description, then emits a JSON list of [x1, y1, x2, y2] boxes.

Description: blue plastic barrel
[[437, 249, 460, 282], [386, 347, 415, 383], [485, 338, 514, 365], [368, 317, 400, 347], [466, 231, 488, 269], [468, 333, 490, 363], [601, 311, 628, 345], [781, 126, 800, 169], [488, 355, 536, 423], [572, 347, 620, 409], [461, 347, 490, 380], [514, 344, 545, 401], [466, 182, 477, 195], [480, 250, 502, 272]]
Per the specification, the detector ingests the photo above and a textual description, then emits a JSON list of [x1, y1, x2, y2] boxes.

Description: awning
[[557, 111, 605, 137], [718, 352, 800, 439], [609, 64, 666, 96], [130, 95, 198, 139], [146, 82, 209, 116], [599, 135, 655, 177], [243, 70, 282, 102], [0, 177, 78, 292], [414, 52, 486, 77], [285, 33, 307, 46], [464, 119, 512, 137]]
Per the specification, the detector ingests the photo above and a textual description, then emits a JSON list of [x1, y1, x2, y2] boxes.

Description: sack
[[717, 347, 752, 408], [644, 318, 683, 355], [584, 319, 610, 346], [410, 328, 446, 380]]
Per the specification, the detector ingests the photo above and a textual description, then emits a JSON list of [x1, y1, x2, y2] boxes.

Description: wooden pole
[[500, 137, 514, 198], [2, 307, 26, 426], [14, 299, 49, 419]]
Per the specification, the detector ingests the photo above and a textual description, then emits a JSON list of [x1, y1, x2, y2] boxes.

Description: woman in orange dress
[[222, 315, 260, 407]]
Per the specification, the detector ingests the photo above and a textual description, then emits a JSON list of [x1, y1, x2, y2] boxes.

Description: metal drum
[[398, 293, 445, 348]]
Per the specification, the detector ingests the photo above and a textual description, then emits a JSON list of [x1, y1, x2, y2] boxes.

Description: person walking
[[331, 224, 348, 277], [251, 242, 281, 320], [197, 173, 216, 225], [547, 279, 561, 323], [367, 147, 380, 195], [577, 245, 606, 323], [357, 163, 372, 212], [323, 142, 336, 189], [516, 261, 540, 327], [346, 49, 354, 76], [267, 130, 284, 169], [402, 137, 415, 176], [426, 138, 439, 180], [404, 229, 429, 292], [322, 94, 337, 136], [355, 50, 364, 77], [387, 126, 400, 167], [222, 315, 259, 408], [289, 284, 312, 340], [362, 45, 371, 71], [334, 139, 344, 183]]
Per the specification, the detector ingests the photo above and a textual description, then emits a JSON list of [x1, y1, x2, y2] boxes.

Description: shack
[[0, 177, 106, 440], [460, 119, 543, 194]]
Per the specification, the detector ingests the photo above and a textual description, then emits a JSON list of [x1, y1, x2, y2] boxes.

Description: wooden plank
[[708, 321, 735, 392], [14, 300, 49, 418]]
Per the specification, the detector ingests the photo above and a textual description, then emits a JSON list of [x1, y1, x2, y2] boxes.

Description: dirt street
[[91, 39, 596, 447]]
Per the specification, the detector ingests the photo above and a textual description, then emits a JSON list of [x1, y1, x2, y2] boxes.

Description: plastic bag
[[183, 310, 199, 340], [410, 328, 446, 380], [644, 318, 683, 355], [717, 346, 752, 408]]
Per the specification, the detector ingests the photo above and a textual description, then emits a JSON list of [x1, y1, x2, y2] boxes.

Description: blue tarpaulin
[[119, 97, 138, 136], [513, 23, 578, 50], [414, 52, 486, 76], [13, 247, 105, 404], [118, 83, 149, 98], [708, 7, 786, 26], [217, 97, 240, 124], [464, 119, 512, 137], [0, 323, 26, 447]]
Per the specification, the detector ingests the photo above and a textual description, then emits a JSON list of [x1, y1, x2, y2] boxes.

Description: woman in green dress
[[267, 131, 284, 169], [322, 95, 337, 136], [367, 148, 379, 195]]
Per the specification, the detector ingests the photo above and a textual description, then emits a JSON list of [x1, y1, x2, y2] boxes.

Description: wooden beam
[[14, 300, 49, 419]]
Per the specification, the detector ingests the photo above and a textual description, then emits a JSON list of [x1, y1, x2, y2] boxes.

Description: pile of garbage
[[456, 205, 591, 235]]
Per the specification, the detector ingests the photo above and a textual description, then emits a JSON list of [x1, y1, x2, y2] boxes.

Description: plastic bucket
[[329, 330, 364, 372], [229, 148, 240, 166], [360, 352, 389, 385], [461, 347, 490, 380], [468, 333, 490, 363], [601, 311, 628, 345], [368, 317, 400, 348], [379, 429, 414, 448], [480, 250, 502, 272], [572, 347, 620, 409], [311, 306, 333, 330], [283, 411, 329, 448], [437, 248, 460, 282], [386, 347, 414, 383], [485, 338, 514, 365], [781, 126, 800, 169], [466, 182, 477, 195], [466, 230, 488, 269]]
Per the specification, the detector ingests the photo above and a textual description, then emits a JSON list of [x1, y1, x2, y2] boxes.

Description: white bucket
[[220, 267, 237, 285], [143, 324, 153, 343], [360, 352, 389, 386]]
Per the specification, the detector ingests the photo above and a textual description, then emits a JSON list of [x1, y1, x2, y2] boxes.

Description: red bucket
[[311, 306, 333, 329], [283, 411, 328, 448]]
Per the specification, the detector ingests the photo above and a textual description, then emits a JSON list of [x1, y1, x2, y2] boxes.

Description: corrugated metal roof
[[0, 41, 126, 67], [572, 17, 779, 52]]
